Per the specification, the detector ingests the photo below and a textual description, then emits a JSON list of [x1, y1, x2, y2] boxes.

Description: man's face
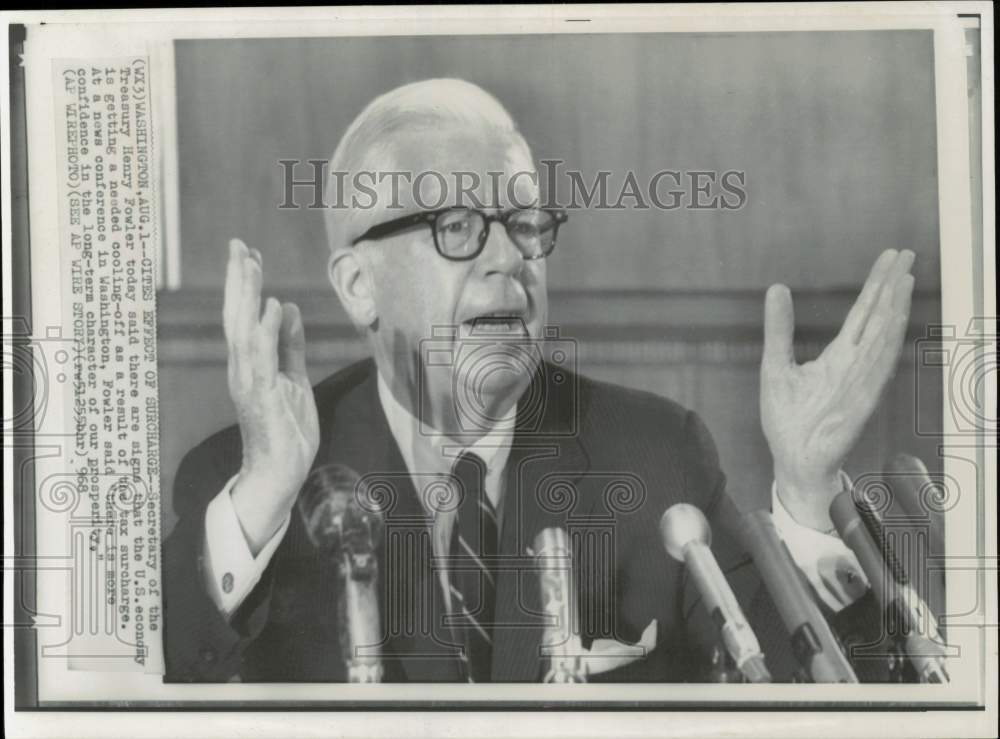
[[360, 127, 549, 435]]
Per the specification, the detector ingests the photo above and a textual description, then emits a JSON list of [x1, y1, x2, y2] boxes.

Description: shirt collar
[[375, 370, 516, 485]]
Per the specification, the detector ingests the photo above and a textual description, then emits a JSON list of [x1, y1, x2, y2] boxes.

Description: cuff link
[[221, 571, 234, 594]]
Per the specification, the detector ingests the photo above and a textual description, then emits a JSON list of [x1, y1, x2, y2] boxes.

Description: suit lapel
[[491, 362, 591, 681]]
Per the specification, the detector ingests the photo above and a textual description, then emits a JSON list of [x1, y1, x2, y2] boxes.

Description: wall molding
[[156, 288, 941, 367]]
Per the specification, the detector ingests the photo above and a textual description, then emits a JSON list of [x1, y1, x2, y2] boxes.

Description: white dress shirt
[[201, 373, 867, 620]]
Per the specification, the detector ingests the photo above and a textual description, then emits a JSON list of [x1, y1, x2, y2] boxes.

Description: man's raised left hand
[[760, 249, 916, 531]]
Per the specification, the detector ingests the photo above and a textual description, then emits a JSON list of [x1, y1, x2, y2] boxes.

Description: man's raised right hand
[[223, 238, 320, 555]]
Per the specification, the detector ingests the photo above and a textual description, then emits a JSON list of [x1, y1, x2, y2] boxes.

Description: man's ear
[[328, 247, 377, 328]]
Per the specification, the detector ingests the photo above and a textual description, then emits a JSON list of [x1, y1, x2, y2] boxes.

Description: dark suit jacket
[[164, 358, 890, 683]]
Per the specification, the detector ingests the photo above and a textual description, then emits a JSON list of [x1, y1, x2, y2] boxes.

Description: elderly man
[[164, 78, 916, 683]]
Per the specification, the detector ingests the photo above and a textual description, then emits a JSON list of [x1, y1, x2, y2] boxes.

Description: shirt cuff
[[771, 476, 869, 613], [202, 475, 291, 619]]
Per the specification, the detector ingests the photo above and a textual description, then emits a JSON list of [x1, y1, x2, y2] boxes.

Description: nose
[[478, 218, 524, 277]]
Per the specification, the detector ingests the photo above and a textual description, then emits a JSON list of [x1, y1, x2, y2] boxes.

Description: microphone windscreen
[[659, 503, 711, 561], [885, 453, 945, 546], [298, 464, 384, 552]]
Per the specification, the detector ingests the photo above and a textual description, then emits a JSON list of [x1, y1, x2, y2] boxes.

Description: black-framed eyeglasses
[[350, 206, 568, 261]]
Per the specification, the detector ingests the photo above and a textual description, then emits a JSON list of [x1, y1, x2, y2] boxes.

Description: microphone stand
[[534, 528, 588, 683], [338, 522, 383, 683], [542, 651, 588, 684], [705, 644, 748, 683]]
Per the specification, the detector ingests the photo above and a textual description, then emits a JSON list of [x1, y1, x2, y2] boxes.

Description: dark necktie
[[448, 452, 497, 682]]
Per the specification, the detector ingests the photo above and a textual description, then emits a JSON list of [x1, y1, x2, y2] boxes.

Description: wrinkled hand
[[224, 238, 319, 554], [761, 249, 915, 531]]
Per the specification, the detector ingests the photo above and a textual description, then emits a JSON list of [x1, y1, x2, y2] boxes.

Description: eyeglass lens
[[435, 209, 557, 259]]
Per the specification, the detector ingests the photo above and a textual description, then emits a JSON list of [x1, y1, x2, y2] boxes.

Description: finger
[[762, 283, 795, 369], [248, 247, 262, 266], [884, 249, 916, 295], [838, 249, 898, 345], [893, 270, 916, 315], [845, 273, 914, 409], [254, 297, 282, 387], [859, 251, 915, 348], [223, 239, 248, 343], [279, 302, 309, 385], [235, 250, 263, 349], [882, 282, 912, 373], [847, 295, 911, 416]]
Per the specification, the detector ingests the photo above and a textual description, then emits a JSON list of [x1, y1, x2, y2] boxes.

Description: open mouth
[[463, 313, 529, 336]]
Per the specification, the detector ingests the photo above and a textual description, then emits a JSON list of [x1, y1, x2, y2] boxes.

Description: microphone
[[885, 453, 945, 555], [660, 504, 771, 683], [298, 464, 385, 683], [829, 489, 949, 683], [740, 510, 858, 682], [532, 527, 587, 683]]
